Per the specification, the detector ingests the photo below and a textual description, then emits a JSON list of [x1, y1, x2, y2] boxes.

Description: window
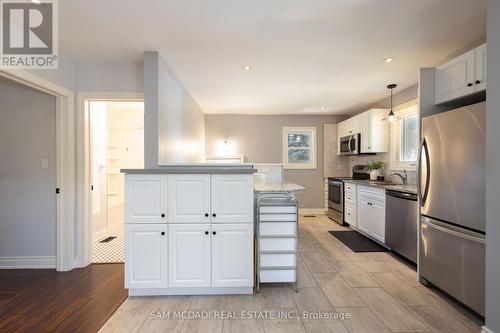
[[390, 101, 419, 170], [282, 127, 316, 169]]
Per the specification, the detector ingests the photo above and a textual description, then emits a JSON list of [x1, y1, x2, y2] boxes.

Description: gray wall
[[363, 84, 418, 111], [205, 114, 345, 208], [0, 76, 56, 258], [144, 51, 205, 167], [485, 1, 500, 331]]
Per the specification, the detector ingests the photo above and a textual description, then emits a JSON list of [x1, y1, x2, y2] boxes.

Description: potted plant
[[368, 160, 384, 180]]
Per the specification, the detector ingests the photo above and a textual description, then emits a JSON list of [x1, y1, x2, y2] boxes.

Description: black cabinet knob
[[161, 232, 165, 236], [205, 231, 209, 235], [161, 213, 165, 218], [205, 213, 209, 217], [475, 80, 481, 84], [467, 82, 473, 87], [212, 231, 216, 235], [212, 213, 216, 217]]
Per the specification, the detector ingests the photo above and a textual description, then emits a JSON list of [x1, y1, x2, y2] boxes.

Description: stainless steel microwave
[[339, 133, 360, 155]]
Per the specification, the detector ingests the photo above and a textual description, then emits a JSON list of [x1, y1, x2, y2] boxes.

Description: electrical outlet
[[40, 158, 49, 169]]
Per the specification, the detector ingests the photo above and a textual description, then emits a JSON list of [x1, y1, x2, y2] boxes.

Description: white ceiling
[[60, 0, 486, 115]]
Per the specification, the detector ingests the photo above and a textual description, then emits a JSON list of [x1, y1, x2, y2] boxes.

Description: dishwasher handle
[[386, 189, 418, 201]]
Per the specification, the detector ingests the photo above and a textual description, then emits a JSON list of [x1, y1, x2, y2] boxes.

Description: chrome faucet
[[390, 169, 408, 184]]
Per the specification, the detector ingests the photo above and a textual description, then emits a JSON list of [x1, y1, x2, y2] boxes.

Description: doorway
[[89, 100, 144, 263]]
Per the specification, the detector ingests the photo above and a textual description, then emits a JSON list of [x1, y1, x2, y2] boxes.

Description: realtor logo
[[0, 0, 58, 69]]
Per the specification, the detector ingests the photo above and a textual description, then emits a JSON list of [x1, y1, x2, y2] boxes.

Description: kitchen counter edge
[[121, 165, 257, 175], [344, 179, 418, 195]]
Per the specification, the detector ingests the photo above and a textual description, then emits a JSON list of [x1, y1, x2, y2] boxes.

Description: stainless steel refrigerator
[[418, 101, 485, 316]]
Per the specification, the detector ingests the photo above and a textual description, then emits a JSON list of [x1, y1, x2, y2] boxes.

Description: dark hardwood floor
[[0, 264, 127, 333]]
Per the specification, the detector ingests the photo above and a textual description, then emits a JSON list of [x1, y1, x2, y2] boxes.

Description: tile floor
[[92, 232, 125, 263], [99, 215, 483, 333]]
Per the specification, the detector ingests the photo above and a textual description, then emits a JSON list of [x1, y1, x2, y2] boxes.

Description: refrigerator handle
[[417, 138, 431, 206], [422, 139, 430, 204], [422, 219, 486, 244], [417, 138, 425, 206]]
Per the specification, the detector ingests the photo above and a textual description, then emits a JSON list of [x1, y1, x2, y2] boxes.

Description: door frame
[[0, 69, 75, 271], [76, 92, 144, 268]]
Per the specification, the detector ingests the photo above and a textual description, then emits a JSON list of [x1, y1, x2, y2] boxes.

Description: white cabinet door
[[359, 111, 372, 153], [475, 43, 487, 92], [435, 49, 475, 104], [358, 189, 386, 244], [357, 198, 371, 235], [211, 175, 253, 223], [125, 224, 167, 289], [168, 174, 211, 223], [370, 200, 386, 243], [212, 223, 253, 287], [168, 224, 211, 288], [125, 175, 167, 223]]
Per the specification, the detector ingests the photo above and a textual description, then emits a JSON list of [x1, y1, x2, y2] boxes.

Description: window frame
[[282, 126, 317, 170], [389, 101, 419, 171]]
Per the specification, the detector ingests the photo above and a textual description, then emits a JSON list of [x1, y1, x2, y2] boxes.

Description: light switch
[[40, 158, 49, 169]]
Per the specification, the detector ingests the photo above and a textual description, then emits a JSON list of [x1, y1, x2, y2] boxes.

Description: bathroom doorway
[[89, 100, 144, 263]]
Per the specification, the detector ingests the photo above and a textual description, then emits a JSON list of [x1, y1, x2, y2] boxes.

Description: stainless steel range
[[327, 165, 370, 225]]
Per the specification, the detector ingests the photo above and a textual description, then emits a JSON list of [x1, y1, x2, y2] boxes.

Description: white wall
[[485, 1, 500, 331], [144, 51, 205, 167], [0, 76, 57, 262]]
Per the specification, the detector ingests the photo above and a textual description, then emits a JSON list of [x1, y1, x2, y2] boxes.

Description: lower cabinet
[[125, 224, 167, 289], [212, 223, 253, 287], [168, 224, 211, 288], [357, 186, 386, 243], [126, 223, 253, 290]]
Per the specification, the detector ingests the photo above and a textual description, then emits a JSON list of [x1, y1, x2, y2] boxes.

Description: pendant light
[[387, 83, 398, 122]]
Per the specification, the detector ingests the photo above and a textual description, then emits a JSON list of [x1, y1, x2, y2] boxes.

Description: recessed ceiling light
[[242, 65, 252, 71], [320, 105, 326, 110], [31, 0, 41, 3], [383, 57, 395, 63], [242, 100, 249, 106]]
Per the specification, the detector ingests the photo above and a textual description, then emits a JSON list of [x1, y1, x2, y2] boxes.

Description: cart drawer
[[259, 238, 296, 251], [259, 270, 296, 283], [260, 254, 296, 267], [259, 222, 296, 236]]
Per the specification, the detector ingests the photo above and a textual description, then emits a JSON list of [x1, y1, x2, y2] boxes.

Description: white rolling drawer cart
[[255, 193, 298, 293]]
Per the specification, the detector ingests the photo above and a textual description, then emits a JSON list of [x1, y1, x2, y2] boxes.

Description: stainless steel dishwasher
[[385, 190, 418, 263]]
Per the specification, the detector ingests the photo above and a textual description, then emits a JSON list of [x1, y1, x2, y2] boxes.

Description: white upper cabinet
[[338, 109, 389, 155], [125, 224, 167, 289], [211, 175, 253, 223], [359, 109, 389, 154], [338, 115, 361, 138], [212, 223, 253, 287], [168, 174, 211, 223], [125, 174, 167, 223], [435, 43, 486, 104], [475, 43, 487, 92], [168, 223, 211, 288]]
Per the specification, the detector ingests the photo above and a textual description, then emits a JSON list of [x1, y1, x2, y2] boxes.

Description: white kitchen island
[[121, 164, 256, 296]]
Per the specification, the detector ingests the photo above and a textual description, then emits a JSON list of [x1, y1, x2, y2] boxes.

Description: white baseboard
[[0, 256, 56, 269], [299, 208, 326, 215], [482, 326, 496, 333]]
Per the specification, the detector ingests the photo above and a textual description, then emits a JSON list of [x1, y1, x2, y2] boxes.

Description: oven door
[[328, 180, 343, 212]]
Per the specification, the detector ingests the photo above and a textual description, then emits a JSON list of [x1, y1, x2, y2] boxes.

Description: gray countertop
[[344, 179, 418, 195], [121, 164, 257, 175], [254, 180, 305, 193]]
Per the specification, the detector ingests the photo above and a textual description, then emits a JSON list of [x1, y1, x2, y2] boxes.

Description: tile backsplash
[[348, 153, 417, 184]]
